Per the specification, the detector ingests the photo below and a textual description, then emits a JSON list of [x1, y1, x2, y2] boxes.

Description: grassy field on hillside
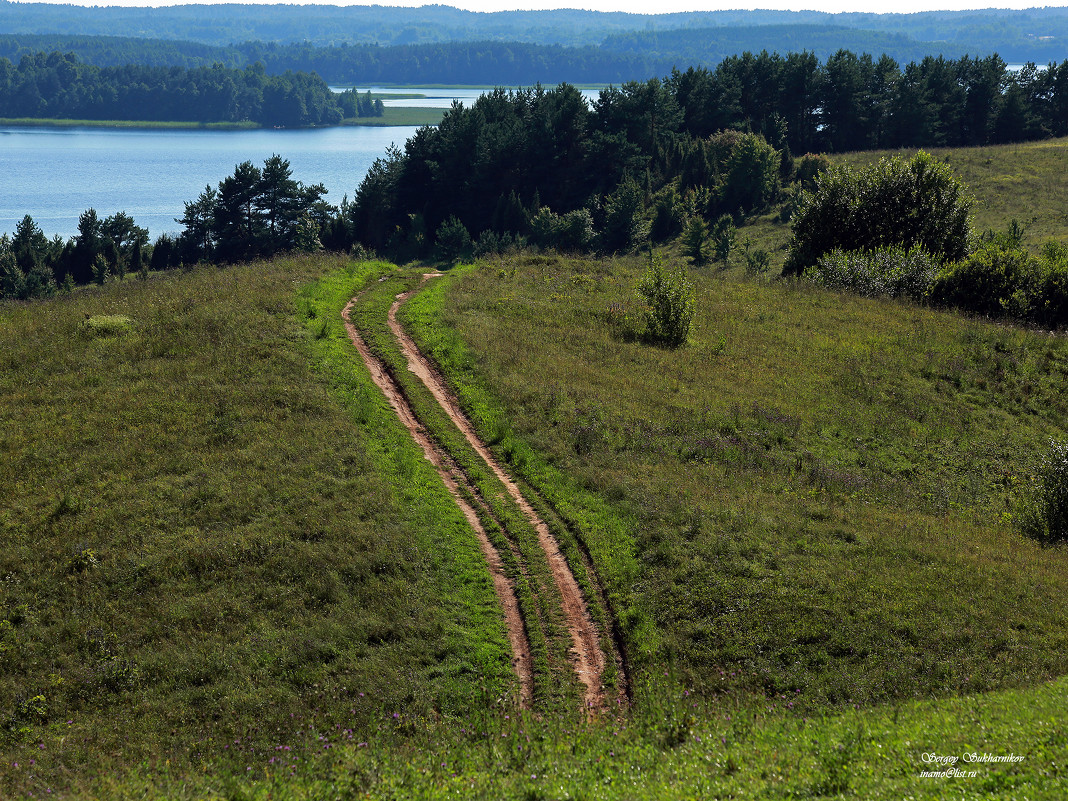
[[0, 258, 516, 797], [410, 252, 1068, 711], [2, 137, 1068, 797], [733, 136, 1068, 275]]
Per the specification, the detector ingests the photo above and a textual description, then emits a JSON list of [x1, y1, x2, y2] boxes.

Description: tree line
[[3, 31, 1067, 90], [0, 35, 658, 86], [0, 51, 382, 126], [344, 53, 1067, 261], [1, 155, 338, 300], [4, 50, 1068, 301]]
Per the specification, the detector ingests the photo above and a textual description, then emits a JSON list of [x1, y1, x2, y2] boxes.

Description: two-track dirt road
[[344, 273, 622, 711]]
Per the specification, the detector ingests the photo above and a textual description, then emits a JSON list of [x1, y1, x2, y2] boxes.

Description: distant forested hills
[[0, 52, 382, 125], [0, 2, 1066, 64], [0, 36, 660, 85], [602, 24, 1068, 66], [1, 24, 1065, 90]]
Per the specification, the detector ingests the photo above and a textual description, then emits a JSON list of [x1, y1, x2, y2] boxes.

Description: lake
[[1, 125, 421, 240], [1, 86, 606, 241]]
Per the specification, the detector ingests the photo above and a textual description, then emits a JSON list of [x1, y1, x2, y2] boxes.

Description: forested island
[[0, 51, 382, 126]]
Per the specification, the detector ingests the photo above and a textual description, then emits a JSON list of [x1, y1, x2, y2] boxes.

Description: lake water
[[366, 86, 603, 108], [0, 125, 421, 240], [1, 86, 605, 240]]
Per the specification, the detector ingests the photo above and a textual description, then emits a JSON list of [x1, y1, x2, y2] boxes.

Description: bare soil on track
[[388, 276, 611, 711], [341, 293, 534, 708]]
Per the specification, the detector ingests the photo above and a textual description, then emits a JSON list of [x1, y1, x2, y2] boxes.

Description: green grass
[[836, 136, 1068, 249], [81, 676, 1068, 798], [409, 251, 1068, 714], [340, 107, 446, 127], [346, 269, 589, 709], [0, 256, 516, 797], [4, 135, 1068, 797]]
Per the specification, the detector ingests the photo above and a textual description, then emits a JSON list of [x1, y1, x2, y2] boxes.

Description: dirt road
[[341, 294, 534, 708], [387, 276, 611, 710]]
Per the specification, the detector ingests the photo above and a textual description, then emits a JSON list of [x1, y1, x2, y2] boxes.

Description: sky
[[20, 0, 1068, 13]]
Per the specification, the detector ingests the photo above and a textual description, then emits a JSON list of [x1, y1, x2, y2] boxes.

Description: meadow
[[0, 258, 517, 797], [1, 137, 1067, 797]]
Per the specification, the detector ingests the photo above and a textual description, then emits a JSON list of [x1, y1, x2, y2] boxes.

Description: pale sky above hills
[[21, 0, 1068, 13]]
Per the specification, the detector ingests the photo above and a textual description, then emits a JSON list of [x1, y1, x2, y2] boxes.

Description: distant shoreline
[[0, 106, 446, 131]]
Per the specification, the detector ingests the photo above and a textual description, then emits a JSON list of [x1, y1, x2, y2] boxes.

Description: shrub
[[636, 254, 695, 348], [930, 241, 1039, 317], [742, 237, 772, 275], [712, 215, 735, 268], [435, 215, 472, 264], [796, 152, 831, 191], [529, 207, 595, 253], [650, 185, 685, 242], [1032, 242, 1068, 327], [681, 216, 710, 266], [720, 131, 781, 215], [807, 245, 939, 301], [785, 151, 972, 275], [1017, 440, 1068, 544], [600, 176, 647, 253], [473, 230, 520, 259]]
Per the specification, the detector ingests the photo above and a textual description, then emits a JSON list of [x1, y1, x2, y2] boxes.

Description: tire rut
[[341, 295, 534, 709], [389, 275, 611, 711]]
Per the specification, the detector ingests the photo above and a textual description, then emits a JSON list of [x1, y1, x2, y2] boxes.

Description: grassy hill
[[1, 139, 1068, 797]]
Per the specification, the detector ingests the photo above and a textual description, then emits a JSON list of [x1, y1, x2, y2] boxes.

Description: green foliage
[[927, 233, 1068, 326], [712, 214, 736, 267], [650, 185, 686, 242], [785, 151, 973, 274], [930, 240, 1039, 317], [741, 236, 771, 275], [0, 51, 344, 126], [720, 131, 781, 214], [600, 175, 648, 253], [293, 213, 323, 253], [435, 215, 472, 264], [796, 152, 831, 191], [681, 216, 710, 266], [91, 254, 109, 285], [1017, 440, 1068, 544], [636, 253, 695, 347], [473, 229, 520, 259], [529, 207, 596, 253], [178, 155, 327, 264], [808, 245, 939, 300]]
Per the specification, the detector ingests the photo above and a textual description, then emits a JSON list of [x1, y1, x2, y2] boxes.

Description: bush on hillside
[[807, 245, 939, 301], [784, 151, 972, 275], [930, 241, 1039, 318], [1031, 242, 1068, 327], [529, 207, 596, 253], [435, 215, 472, 264], [636, 254, 695, 348], [1017, 439, 1068, 544]]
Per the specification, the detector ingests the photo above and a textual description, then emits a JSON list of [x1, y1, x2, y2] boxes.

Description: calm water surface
[[2, 86, 604, 240], [1, 125, 420, 239]]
